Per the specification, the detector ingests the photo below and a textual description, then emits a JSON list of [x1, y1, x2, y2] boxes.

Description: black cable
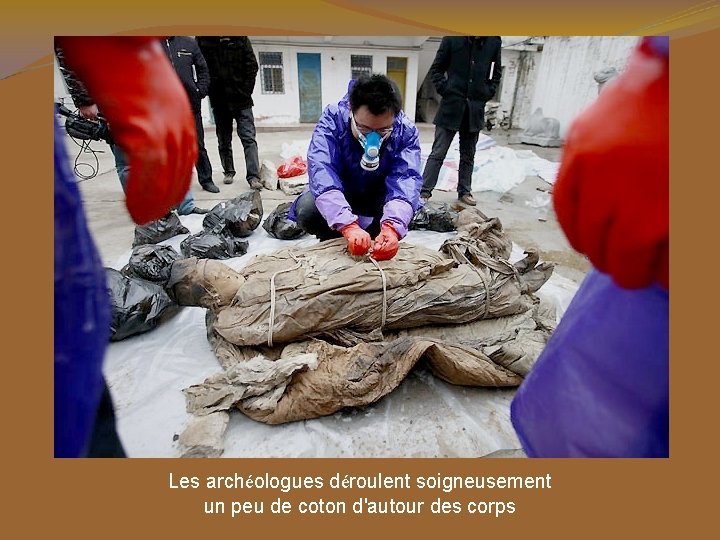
[[56, 103, 110, 182], [66, 132, 105, 181]]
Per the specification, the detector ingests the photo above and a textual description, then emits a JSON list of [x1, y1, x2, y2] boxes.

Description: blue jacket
[[55, 117, 111, 457], [291, 81, 423, 238]]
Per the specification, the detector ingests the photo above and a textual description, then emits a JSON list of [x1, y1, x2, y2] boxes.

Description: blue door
[[297, 53, 322, 123]]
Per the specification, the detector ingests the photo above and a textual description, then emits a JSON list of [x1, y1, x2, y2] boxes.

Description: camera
[[55, 102, 112, 143]]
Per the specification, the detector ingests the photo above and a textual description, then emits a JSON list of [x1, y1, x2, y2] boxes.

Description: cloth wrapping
[[172, 209, 555, 427], [170, 234, 550, 347], [184, 307, 552, 425]]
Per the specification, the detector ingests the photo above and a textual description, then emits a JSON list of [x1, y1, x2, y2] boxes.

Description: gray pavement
[[69, 122, 588, 283]]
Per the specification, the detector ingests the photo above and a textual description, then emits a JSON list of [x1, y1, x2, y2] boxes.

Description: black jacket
[[431, 36, 503, 132], [163, 37, 210, 113], [54, 44, 94, 107], [196, 36, 259, 111]]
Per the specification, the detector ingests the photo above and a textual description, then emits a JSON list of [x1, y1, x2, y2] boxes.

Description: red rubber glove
[[340, 222, 372, 256], [553, 39, 668, 289], [57, 37, 197, 225], [371, 223, 400, 261]]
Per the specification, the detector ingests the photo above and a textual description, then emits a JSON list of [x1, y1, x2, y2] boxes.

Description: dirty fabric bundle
[[170, 211, 551, 348], [183, 306, 553, 426], [173, 209, 554, 435]]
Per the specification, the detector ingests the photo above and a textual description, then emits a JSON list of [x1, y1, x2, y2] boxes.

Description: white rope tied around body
[[367, 256, 388, 329], [453, 248, 492, 319], [266, 250, 389, 346]]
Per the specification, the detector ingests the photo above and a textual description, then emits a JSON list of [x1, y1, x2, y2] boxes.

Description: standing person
[[289, 74, 422, 261], [419, 36, 502, 206], [510, 37, 669, 457], [54, 42, 207, 215], [163, 36, 218, 195], [55, 36, 198, 457], [196, 36, 262, 190]]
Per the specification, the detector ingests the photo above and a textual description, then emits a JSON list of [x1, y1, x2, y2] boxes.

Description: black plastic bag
[[180, 231, 249, 259], [122, 244, 183, 285], [133, 212, 189, 247], [203, 191, 263, 238], [106, 268, 179, 341], [409, 202, 458, 232], [262, 202, 307, 240]]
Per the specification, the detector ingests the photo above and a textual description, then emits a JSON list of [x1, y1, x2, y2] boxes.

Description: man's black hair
[[349, 73, 402, 116]]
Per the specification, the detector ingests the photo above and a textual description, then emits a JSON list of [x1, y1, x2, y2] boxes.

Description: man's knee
[[294, 192, 336, 239], [294, 192, 320, 227]]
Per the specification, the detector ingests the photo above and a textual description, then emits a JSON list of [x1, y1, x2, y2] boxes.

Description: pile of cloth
[[166, 208, 555, 456]]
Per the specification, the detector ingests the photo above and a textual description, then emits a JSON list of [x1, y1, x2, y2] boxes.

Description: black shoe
[[249, 178, 263, 190], [189, 207, 209, 215], [223, 174, 235, 185], [201, 181, 220, 193]]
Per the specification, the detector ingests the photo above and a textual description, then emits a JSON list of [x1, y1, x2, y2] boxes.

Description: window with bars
[[259, 52, 285, 94], [351, 55, 373, 80]]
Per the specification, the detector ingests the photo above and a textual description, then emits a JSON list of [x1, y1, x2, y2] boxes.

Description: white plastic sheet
[[420, 137, 559, 194], [515, 149, 561, 185], [104, 213, 577, 458]]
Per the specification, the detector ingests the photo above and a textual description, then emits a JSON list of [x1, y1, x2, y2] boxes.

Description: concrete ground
[[70, 122, 589, 283]]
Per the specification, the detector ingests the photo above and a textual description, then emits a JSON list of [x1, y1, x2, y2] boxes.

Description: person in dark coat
[[163, 36, 216, 194], [197, 36, 262, 190], [420, 36, 502, 206]]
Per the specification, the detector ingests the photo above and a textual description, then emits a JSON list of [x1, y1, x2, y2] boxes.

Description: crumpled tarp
[[180, 231, 249, 260], [106, 268, 179, 341], [183, 307, 552, 427], [409, 202, 459, 232], [262, 201, 307, 240], [203, 191, 263, 238], [133, 212, 189, 247], [122, 244, 182, 286]]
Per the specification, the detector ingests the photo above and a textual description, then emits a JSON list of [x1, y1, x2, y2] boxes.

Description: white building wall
[[495, 49, 542, 130], [529, 36, 639, 137], [248, 44, 300, 125], [54, 38, 421, 128], [249, 43, 419, 125]]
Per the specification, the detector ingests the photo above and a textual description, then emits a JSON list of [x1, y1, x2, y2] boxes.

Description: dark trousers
[[86, 379, 126, 458], [194, 110, 213, 186], [421, 123, 480, 198], [213, 104, 260, 183], [293, 191, 382, 240]]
